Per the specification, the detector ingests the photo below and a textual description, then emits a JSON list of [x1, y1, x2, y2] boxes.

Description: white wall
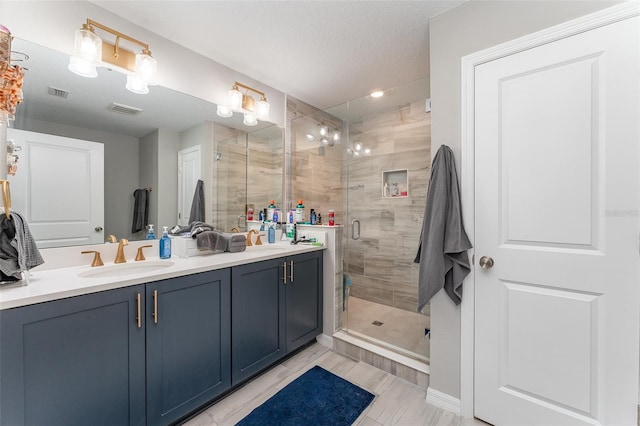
[[428, 0, 625, 400]]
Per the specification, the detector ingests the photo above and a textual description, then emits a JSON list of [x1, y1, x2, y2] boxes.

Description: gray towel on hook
[[131, 188, 149, 233], [189, 180, 205, 223], [414, 145, 472, 310]]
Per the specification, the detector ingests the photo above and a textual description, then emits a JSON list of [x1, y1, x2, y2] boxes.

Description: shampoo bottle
[[268, 223, 275, 244], [160, 226, 172, 259], [146, 224, 155, 240], [267, 200, 276, 222], [295, 199, 305, 223]]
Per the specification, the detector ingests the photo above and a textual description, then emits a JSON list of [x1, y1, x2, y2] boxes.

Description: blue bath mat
[[236, 365, 375, 426]]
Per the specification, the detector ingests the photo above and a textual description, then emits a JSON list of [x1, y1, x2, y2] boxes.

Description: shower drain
[[371, 321, 384, 326]]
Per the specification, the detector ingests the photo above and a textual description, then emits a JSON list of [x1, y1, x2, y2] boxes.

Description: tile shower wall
[[288, 96, 345, 224], [346, 101, 430, 313]]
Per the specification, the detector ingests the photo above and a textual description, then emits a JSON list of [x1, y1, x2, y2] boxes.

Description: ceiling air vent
[[48, 86, 69, 99], [108, 102, 143, 116]]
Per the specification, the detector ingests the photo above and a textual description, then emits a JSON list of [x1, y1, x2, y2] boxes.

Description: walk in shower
[[291, 78, 432, 364]]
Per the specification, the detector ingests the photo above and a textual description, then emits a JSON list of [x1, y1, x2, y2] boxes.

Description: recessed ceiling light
[[370, 90, 384, 98]]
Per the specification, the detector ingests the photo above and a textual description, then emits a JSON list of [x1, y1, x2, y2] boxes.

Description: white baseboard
[[316, 333, 333, 348], [426, 387, 461, 416]]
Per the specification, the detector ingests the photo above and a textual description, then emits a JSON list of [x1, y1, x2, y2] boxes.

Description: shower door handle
[[351, 219, 361, 240], [237, 215, 247, 231]]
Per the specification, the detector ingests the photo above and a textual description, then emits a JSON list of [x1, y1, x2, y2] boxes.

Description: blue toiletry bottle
[[273, 209, 279, 224], [310, 209, 317, 225], [160, 226, 171, 259], [268, 223, 275, 244], [146, 224, 155, 240]]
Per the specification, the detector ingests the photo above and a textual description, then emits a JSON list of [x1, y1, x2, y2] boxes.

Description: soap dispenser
[[159, 226, 172, 259], [146, 224, 156, 240]]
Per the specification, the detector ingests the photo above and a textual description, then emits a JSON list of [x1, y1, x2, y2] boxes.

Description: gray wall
[[428, 0, 624, 400]]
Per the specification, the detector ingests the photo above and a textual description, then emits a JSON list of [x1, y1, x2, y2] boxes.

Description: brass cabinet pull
[[289, 260, 294, 282], [283, 262, 287, 284], [136, 293, 142, 328], [153, 290, 158, 324]]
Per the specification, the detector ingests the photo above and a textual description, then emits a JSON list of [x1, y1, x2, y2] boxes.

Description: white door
[[177, 146, 201, 226], [7, 128, 104, 248], [474, 16, 639, 425]]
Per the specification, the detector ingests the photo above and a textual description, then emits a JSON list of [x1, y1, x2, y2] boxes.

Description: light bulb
[[321, 138, 329, 145], [306, 134, 316, 142], [332, 131, 341, 143], [216, 105, 233, 118], [126, 75, 149, 94], [243, 112, 258, 126], [228, 88, 243, 112], [355, 143, 362, 151], [135, 52, 157, 86], [68, 56, 97, 78], [318, 125, 328, 137], [256, 100, 270, 121]]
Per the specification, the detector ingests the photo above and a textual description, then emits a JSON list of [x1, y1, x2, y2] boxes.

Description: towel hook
[[0, 180, 11, 219]]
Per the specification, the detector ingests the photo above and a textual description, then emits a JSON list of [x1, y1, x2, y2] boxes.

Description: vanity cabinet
[[231, 251, 322, 385], [0, 285, 147, 426], [145, 269, 231, 426], [0, 269, 231, 426]]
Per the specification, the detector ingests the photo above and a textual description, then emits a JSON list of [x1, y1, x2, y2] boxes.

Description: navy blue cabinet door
[[286, 251, 323, 352], [0, 285, 146, 426], [146, 269, 231, 426], [231, 258, 285, 385]]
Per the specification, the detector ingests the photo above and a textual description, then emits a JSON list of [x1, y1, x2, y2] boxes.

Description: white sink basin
[[79, 261, 175, 278]]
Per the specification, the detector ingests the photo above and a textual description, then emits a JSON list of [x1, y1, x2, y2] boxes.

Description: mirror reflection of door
[[7, 128, 104, 248], [177, 146, 201, 226]]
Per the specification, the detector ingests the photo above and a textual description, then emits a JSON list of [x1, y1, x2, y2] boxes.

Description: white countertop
[[0, 241, 324, 310]]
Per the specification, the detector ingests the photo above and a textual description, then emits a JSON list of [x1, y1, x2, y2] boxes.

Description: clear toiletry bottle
[[310, 209, 317, 225], [160, 226, 172, 259], [146, 224, 155, 240]]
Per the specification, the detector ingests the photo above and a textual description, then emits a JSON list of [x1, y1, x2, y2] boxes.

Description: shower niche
[[382, 169, 408, 198]]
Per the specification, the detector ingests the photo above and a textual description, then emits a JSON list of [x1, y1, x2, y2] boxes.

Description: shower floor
[[345, 297, 430, 363]]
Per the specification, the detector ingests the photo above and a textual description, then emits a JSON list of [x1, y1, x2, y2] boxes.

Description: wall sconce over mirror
[[217, 81, 269, 126], [68, 18, 157, 95]]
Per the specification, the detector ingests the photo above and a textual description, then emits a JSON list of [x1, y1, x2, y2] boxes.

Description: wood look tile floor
[[182, 342, 486, 426]]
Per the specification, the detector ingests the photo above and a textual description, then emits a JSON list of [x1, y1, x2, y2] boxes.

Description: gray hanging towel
[[189, 179, 205, 223], [414, 145, 472, 311], [0, 210, 44, 281], [131, 188, 150, 233]]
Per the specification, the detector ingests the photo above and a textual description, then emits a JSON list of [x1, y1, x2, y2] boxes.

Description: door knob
[[95, 226, 103, 232], [479, 256, 494, 269]]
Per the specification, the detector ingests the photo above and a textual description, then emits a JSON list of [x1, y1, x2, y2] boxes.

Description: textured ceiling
[[92, 0, 467, 109]]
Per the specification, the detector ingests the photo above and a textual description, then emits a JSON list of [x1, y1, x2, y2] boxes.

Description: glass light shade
[[321, 138, 329, 145], [355, 142, 362, 151], [318, 125, 328, 137], [135, 53, 157, 86], [332, 131, 341, 143], [68, 56, 98, 78], [216, 105, 233, 118], [306, 134, 316, 142], [73, 28, 102, 63], [228, 89, 243, 112], [126, 74, 149, 94], [364, 148, 372, 155], [243, 112, 258, 126], [256, 100, 270, 121]]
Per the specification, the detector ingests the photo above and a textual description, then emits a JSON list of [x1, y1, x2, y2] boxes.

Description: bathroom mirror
[[8, 38, 279, 248]]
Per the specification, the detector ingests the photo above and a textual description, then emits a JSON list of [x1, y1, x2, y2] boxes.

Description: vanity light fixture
[[68, 19, 157, 95], [217, 81, 270, 126]]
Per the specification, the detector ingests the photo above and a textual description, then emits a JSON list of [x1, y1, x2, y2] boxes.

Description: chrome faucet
[[115, 238, 129, 263]]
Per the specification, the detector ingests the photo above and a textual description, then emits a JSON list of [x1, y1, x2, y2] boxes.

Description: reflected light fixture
[[370, 90, 384, 98], [217, 81, 270, 126], [68, 18, 157, 94]]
